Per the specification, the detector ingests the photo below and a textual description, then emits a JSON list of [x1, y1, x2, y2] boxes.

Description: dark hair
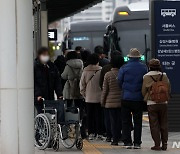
[[149, 67, 162, 72], [110, 51, 122, 63], [94, 45, 104, 55], [62, 48, 68, 54], [75, 46, 82, 51], [81, 49, 91, 63], [87, 53, 99, 65], [66, 51, 78, 61], [111, 55, 124, 69], [37, 47, 49, 56]]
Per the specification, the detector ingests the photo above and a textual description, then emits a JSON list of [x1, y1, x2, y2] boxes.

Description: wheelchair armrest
[[66, 107, 79, 114], [43, 107, 57, 113]]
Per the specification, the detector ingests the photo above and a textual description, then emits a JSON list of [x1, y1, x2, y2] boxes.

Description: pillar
[[41, 11, 49, 47], [0, 0, 34, 154]]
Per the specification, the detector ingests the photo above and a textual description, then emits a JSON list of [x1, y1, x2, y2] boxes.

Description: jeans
[[121, 100, 143, 145], [108, 108, 122, 142]]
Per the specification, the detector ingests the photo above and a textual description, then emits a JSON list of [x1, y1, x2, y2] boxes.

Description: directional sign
[[48, 29, 57, 41], [153, 1, 180, 93]]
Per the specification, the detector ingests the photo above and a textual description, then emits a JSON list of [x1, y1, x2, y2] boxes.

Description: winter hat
[[127, 48, 142, 58], [149, 59, 161, 68]]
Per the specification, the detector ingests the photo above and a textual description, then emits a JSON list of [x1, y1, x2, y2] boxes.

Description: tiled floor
[[35, 121, 180, 154]]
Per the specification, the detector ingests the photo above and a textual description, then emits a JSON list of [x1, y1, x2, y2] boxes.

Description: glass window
[[114, 20, 150, 56]]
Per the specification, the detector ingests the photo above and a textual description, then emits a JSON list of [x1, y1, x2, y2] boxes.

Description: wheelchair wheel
[[52, 139, 59, 151], [60, 123, 79, 149], [76, 138, 83, 150], [34, 114, 51, 150]]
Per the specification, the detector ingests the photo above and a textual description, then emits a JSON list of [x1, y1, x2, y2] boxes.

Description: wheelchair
[[34, 100, 83, 151]]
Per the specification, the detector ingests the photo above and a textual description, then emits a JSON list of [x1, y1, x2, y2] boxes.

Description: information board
[[48, 29, 57, 41], [154, 1, 180, 93]]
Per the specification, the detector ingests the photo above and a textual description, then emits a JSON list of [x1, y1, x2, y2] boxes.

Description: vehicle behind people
[[104, 2, 150, 63], [62, 21, 108, 52]]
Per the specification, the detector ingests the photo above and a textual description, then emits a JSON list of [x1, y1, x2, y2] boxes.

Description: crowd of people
[[34, 46, 171, 151]]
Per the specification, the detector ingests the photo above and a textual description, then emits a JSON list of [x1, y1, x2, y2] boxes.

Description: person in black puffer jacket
[[34, 47, 62, 114]]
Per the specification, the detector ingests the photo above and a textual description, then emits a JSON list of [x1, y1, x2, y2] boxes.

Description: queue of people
[[34, 46, 171, 151]]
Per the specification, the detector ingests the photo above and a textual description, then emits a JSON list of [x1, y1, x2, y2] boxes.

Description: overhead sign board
[[48, 29, 57, 41], [152, 1, 180, 93]]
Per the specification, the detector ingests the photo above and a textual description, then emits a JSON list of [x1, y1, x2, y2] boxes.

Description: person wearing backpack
[[142, 59, 171, 151], [62, 51, 87, 139], [61, 51, 83, 104], [80, 53, 102, 140]]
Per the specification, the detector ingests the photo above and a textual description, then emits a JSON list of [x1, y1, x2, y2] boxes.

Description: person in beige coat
[[80, 53, 102, 140], [142, 59, 171, 151], [101, 55, 124, 146]]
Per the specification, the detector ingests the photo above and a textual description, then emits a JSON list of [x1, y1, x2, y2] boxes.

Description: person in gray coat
[[61, 51, 83, 106], [62, 51, 87, 138]]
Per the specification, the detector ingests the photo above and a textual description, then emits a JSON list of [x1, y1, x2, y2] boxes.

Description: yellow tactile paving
[[83, 140, 102, 154], [91, 144, 112, 149], [83, 140, 125, 154], [143, 116, 149, 122], [82, 115, 149, 154]]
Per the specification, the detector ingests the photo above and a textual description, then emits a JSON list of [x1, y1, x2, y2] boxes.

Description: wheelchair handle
[[40, 98, 45, 101]]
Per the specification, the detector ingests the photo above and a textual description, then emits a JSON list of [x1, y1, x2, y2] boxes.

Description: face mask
[[40, 55, 50, 63]]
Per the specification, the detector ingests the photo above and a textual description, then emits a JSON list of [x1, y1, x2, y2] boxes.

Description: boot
[[151, 146, 161, 151], [161, 143, 167, 151]]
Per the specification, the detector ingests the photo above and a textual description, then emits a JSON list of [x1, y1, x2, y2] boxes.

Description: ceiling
[[47, 0, 103, 23]]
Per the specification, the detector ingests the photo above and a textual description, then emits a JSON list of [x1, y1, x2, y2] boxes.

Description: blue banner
[[154, 1, 180, 93]]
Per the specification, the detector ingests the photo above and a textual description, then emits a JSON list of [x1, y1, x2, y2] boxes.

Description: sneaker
[[134, 144, 141, 149], [124, 143, 133, 149], [96, 135, 104, 140], [151, 146, 161, 151], [106, 137, 112, 142], [111, 141, 118, 146], [88, 134, 95, 140]]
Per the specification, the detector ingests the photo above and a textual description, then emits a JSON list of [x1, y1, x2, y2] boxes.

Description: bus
[[62, 21, 109, 52], [104, 2, 151, 62]]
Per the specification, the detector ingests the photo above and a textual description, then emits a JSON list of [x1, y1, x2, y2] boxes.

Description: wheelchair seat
[[43, 100, 65, 124]]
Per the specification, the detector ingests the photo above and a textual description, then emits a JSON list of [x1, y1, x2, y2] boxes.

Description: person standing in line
[[54, 49, 69, 89], [101, 55, 124, 146], [99, 51, 122, 142], [94, 45, 109, 67], [61, 51, 87, 139], [34, 47, 62, 114], [94, 45, 110, 136], [80, 53, 102, 140], [118, 48, 147, 149], [61, 51, 83, 107], [81, 49, 91, 68], [142, 59, 171, 151], [75, 46, 83, 59]]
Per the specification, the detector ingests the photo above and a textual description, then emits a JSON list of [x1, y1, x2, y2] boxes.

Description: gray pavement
[[35, 121, 180, 154]]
